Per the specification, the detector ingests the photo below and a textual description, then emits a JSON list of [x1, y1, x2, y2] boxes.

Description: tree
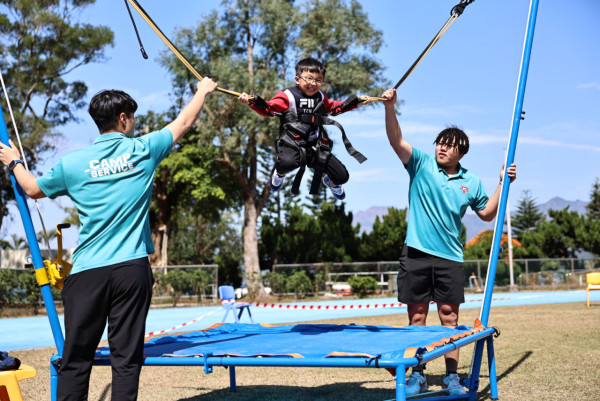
[[134, 110, 236, 267], [585, 178, 600, 219], [511, 190, 545, 239], [359, 207, 408, 261], [0, 0, 113, 230], [464, 230, 522, 261], [2, 233, 26, 250], [513, 208, 583, 259], [161, 0, 388, 298], [463, 230, 523, 286]]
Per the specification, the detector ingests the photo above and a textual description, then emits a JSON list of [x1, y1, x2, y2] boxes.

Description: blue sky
[[2, 0, 599, 248]]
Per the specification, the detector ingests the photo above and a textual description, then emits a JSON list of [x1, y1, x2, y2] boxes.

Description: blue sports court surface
[[1, 289, 597, 351]]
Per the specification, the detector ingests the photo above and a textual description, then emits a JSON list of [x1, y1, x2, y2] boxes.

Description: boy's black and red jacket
[[249, 86, 366, 194]]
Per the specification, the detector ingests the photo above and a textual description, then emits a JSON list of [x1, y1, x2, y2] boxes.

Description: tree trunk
[[243, 193, 265, 299]]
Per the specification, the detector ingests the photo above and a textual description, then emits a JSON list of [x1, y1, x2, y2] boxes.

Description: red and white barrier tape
[[145, 307, 222, 338], [252, 296, 511, 310], [252, 302, 405, 310]]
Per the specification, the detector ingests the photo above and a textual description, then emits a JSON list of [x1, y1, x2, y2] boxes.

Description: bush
[[286, 270, 312, 299], [264, 272, 287, 298], [348, 275, 379, 298]]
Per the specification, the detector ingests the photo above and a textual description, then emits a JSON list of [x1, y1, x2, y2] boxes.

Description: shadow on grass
[[175, 379, 397, 401], [477, 350, 533, 399]]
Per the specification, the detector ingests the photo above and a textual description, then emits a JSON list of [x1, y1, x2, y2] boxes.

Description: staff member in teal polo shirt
[[382, 88, 516, 396], [0, 77, 217, 401]]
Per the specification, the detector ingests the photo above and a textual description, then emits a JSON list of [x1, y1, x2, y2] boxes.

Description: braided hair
[[433, 125, 469, 155]]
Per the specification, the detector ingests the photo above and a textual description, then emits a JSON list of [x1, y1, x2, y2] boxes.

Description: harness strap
[[309, 137, 332, 195], [319, 116, 367, 164], [278, 133, 308, 195], [291, 165, 305, 195]]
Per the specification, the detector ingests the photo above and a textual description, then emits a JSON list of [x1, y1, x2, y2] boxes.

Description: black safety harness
[[251, 92, 366, 195]]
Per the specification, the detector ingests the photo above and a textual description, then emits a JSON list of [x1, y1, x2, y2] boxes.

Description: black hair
[[295, 57, 326, 77], [433, 125, 469, 155], [88, 90, 138, 134]]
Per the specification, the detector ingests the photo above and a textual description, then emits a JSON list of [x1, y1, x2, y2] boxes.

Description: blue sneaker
[[406, 371, 428, 396], [323, 175, 345, 200], [270, 171, 285, 192], [443, 373, 466, 395]]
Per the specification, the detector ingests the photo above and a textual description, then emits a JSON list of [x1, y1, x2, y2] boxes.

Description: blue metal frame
[[2, 1, 538, 399], [0, 103, 65, 401]]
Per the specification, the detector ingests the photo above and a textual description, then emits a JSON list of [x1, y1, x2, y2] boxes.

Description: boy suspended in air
[[239, 57, 371, 200]]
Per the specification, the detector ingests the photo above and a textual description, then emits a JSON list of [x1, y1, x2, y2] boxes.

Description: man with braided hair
[[382, 87, 516, 396]]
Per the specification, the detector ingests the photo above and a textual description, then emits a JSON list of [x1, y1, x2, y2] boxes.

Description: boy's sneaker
[[270, 171, 285, 192], [405, 371, 428, 396], [323, 175, 345, 200], [443, 373, 467, 395]]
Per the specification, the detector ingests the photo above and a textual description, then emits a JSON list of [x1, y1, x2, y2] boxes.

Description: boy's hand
[[238, 92, 250, 105], [359, 96, 373, 105]]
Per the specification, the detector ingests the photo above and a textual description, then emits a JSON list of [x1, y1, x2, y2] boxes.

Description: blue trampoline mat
[[98, 322, 483, 360]]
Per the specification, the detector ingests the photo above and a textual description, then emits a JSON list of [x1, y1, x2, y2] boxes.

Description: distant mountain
[[352, 206, 389, 233], [353, 197, 589, 242]]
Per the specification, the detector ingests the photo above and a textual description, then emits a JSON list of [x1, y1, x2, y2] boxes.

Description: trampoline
[[0, 0, 540, 399], [93, 320, 498, 400]]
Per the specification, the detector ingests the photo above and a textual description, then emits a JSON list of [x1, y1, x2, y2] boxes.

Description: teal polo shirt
[[37, 129, 173, 274], [404, 147, 489, 262]]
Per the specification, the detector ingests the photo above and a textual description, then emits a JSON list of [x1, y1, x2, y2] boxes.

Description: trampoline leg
[[467, 339, 486, 401], [50, 354, 60, 401], [229, 366, 237, 392], [486, 337, 498, 400], [395, 364, 406, 401]]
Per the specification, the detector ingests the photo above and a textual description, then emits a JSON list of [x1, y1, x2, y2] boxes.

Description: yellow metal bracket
[[38, 223, 73, 290]]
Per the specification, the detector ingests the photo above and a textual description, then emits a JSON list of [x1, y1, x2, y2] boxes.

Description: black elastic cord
[[124, 0, 149, 59]]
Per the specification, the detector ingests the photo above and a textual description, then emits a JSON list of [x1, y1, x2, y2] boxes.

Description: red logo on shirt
[[460, 185, 469, 194]]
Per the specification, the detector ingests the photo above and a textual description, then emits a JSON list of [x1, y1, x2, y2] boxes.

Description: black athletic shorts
[[397, 245, 465, 304]]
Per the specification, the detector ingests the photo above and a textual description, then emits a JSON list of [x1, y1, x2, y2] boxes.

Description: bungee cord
[[392, 0, 475, 90], [123, 0, 386, 103], [124, 0, 248, 99], [0, 68, 53, 258]]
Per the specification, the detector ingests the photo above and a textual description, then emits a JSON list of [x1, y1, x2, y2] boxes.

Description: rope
[[0, 68, 53, 256], [124, 0, 148, 59], [393, 0, 475, 90], [125, 1, 383, 105], [125, 0, 244, 98]]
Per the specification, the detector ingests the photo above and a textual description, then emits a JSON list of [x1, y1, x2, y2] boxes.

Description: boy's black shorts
[[397, 245, 465, 305]]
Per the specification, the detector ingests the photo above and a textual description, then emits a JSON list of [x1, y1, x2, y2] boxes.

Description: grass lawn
[[11, 302, 600, 400]]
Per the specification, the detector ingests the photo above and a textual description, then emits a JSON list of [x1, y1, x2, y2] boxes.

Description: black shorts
[[397, 245, 465, 305]]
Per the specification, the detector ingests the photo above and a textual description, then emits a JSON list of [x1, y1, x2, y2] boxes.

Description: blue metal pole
[[480, 0, 539, 327], [0, 104, 65, 353]]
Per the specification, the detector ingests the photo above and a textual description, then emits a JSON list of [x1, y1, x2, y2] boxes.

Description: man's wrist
[[8, 159, 24, 171]]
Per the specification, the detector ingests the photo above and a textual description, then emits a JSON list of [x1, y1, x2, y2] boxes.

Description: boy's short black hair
[[295, 57, 326, 77], [89, 90, 138, 134], [434, 125, 469, 155]]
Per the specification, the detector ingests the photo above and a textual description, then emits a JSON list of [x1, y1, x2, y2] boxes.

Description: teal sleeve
[[142, 128, 173, 166], [471, 178, 489, 211], [406, 147, 425, 178], [36, 160, 68, 199]]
